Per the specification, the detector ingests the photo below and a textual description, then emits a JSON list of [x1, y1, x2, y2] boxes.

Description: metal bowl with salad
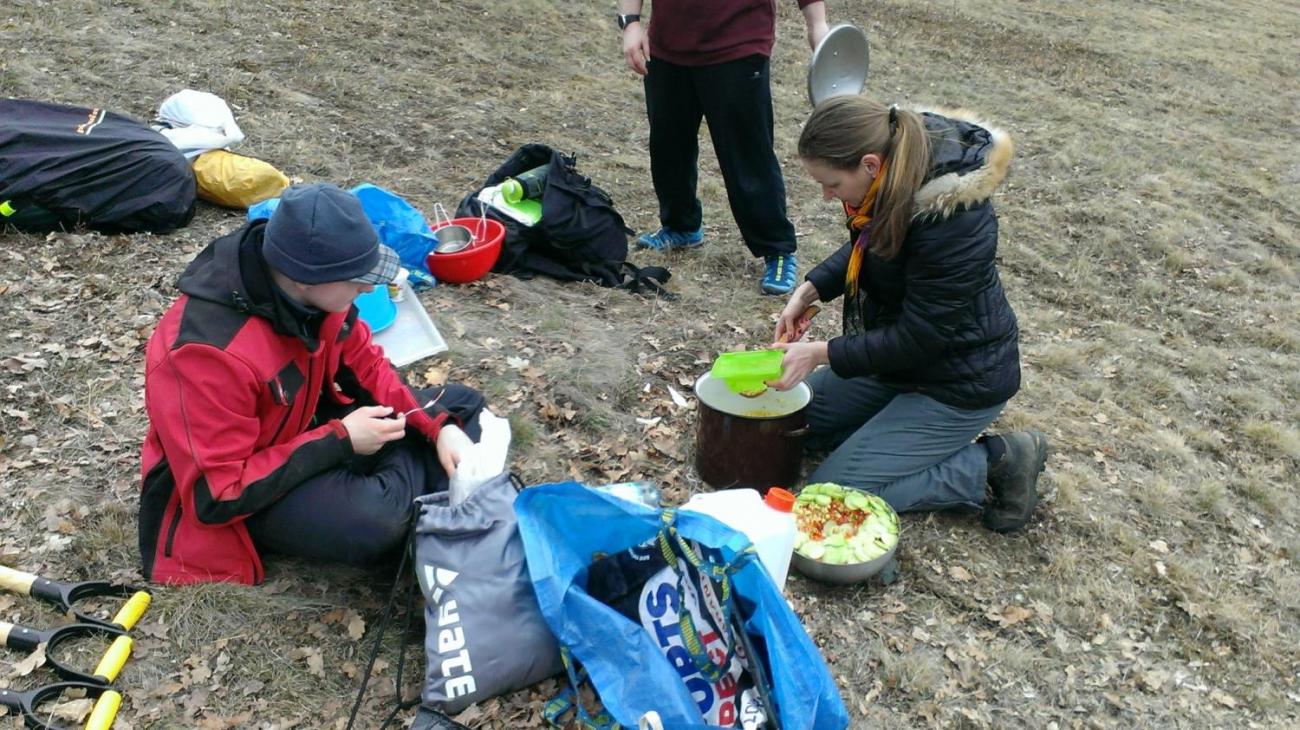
[[791, 483, 900, 585]]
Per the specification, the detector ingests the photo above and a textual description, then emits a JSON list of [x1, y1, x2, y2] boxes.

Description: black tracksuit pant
[[246, 383, 486, 565], [644, 54, 797, 258]]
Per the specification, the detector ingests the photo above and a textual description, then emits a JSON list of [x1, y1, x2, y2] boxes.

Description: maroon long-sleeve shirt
[[646, 0, 820, 66]]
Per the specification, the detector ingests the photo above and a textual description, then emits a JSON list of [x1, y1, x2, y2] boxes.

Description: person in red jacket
[[139, 183, 486, 585], [617, 0, 830, 295]]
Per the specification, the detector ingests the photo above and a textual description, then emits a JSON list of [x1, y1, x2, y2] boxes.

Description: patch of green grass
[[1133, 472, 1185, 516], [1206, 268, 1250, 292], [1241, 325, 1300, 354], [1033, 343, 1095, 378], [1193, 478, 1229, 517], [507, 413, 538, 450], [1141, 429, 1197, 468], [1181, 347, 1230, 380], [1159, 245, 1197, 275], [1219, 386, 1277, 420], [537, 312, 571, 337], [1246, 254, 1297, 284], [1133, 277, 1167, 302], [1283, 372, 1300, 402], [478, 374, 519, 402], [1114, 367, 1178, 410], [877, 646, 945, 697], [1239, 420, 1300, 463], [1227, 470, 1280, 513], [575, 408, 611, 434], [1184, 425, 1230, 460]]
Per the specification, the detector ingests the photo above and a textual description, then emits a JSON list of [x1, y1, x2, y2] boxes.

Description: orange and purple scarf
[[842, 159, 888, 298]]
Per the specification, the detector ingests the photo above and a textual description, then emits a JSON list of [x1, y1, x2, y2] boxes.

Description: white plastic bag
[[154, 89, 245, 159], [447, 410, 512, 505]]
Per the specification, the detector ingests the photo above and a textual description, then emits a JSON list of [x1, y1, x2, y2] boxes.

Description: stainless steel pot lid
[[807, 23, 870, 106]]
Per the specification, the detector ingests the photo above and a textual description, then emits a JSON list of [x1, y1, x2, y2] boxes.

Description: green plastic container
[[710, 349, 784, 395]]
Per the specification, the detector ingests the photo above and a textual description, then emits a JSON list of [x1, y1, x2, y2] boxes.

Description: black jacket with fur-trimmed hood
[[804, 109, 1020, 410]]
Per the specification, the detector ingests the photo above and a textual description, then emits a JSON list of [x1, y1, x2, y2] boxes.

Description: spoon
[[399, 389, 445, 418]]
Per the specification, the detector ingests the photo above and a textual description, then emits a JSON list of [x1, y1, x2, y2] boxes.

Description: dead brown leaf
[[1210, 689, 1238, 708], [10, 645, 47, 677], [987, 605, 1033, 627], [346, 612, 366, 641]]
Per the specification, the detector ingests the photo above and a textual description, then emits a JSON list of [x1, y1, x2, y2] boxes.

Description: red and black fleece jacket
[[138, 222, 449, 585]]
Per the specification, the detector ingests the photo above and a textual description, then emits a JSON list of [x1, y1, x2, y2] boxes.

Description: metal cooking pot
[[693, 372, 811, 492], [432, 224, 474, 254]]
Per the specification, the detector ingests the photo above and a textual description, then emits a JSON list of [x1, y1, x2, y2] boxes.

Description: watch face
[[618, 14, 639, 29]]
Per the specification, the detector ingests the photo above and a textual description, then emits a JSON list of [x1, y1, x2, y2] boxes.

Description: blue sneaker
[[761, 253, 798, 295], [636, 225, 704, 251]]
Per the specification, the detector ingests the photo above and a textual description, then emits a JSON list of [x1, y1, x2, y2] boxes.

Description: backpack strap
[[615, 262, 676, 300], [347, 518, 418, 729], [347, 518, 470, 730]]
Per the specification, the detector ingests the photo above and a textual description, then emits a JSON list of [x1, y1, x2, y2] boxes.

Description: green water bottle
[[501, 165, 549, 204]]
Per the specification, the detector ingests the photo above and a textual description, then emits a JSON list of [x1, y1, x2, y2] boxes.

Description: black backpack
[[0, 99, 196, 233], [456, 144, 671, 297]]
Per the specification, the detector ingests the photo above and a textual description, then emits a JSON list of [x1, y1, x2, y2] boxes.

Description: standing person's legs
[[806, 376, 1004, 513], [644, 58, 705, 233], [695, 54, 796, 258]]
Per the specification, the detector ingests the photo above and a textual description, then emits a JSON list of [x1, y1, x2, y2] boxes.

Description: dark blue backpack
[[0, 99, 196, 233]]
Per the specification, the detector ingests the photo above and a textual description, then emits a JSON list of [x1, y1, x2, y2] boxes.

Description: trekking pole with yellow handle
[[0, 565, 151, 630]]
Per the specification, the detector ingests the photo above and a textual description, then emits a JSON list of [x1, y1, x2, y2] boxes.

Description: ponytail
[[798, 96, 931, 260]]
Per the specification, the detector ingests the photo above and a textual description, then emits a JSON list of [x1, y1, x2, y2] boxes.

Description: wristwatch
[[616, 13, 640, 30]]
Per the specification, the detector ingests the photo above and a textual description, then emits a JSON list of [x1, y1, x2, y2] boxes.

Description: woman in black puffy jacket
[[770, 95, 1047, 532]]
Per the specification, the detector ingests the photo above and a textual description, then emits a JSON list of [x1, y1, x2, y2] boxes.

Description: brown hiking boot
[[982, 430, 1049, 533]]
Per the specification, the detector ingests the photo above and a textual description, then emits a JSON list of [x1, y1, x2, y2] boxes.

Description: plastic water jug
[[682, 487, 797, 590]]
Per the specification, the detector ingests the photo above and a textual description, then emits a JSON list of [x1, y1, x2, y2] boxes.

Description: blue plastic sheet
[[515, 482, 849, 730], [248, 183, 438, 287]]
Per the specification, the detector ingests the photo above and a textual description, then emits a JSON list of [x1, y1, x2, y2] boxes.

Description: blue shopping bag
[[248, 183, 439, 286], [515, 482, 849, 730]]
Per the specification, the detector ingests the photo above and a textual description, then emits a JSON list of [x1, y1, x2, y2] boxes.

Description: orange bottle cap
[[764, 487, 795, 512]]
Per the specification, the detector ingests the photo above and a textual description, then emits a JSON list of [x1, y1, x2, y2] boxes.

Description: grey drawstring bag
[[412, 472, 561, 716]]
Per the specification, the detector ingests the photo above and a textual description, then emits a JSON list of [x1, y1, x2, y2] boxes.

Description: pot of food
[[693, 372, 811, 492]]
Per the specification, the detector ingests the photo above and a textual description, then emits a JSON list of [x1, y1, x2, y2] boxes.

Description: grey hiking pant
[[804, 368, 1004, 513]]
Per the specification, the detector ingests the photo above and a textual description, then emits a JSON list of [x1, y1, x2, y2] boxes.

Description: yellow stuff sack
[[192, 150, 290, 209]]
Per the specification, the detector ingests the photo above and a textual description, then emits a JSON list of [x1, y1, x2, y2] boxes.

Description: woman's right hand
[[341, 406, 407, 455], [774, 281, 822, 343]]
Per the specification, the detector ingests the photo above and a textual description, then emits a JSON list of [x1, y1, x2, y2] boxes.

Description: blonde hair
[[798, 96, 931, 260]]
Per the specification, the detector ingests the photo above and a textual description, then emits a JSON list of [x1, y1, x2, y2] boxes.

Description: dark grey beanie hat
[[263, 183, 398, 285]]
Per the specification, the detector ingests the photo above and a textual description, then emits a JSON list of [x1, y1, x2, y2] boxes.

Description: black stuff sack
[[456, 144, 672, 297], [0, 99, 197, 233]]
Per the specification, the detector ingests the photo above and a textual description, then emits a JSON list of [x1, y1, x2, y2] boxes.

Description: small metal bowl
[[432, 224, 474, 254], [791, 543, 897, 585]]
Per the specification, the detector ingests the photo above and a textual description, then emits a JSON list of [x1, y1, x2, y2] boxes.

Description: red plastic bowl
[[425, 217, 504, 284]]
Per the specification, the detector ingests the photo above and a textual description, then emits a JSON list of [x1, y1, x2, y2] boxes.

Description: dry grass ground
[[2, 0, 1298, 727]]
